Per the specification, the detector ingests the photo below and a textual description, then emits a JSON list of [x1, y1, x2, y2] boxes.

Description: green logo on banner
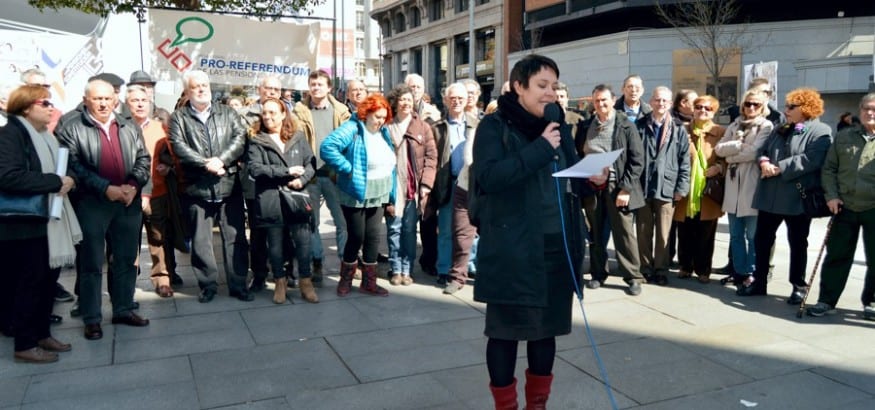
[[170, 17, 214, 47]]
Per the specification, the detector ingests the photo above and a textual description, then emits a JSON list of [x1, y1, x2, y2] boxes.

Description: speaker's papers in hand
[[552, 149, 624, 178]]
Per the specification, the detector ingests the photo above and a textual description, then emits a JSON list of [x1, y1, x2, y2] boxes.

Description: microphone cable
[[553, 160, 620, 410]]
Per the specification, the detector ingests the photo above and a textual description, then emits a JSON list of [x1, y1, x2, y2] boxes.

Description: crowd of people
[[1, 57, 874, 409]]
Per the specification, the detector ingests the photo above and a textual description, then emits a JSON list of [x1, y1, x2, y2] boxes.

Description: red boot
[[337, 261, 357, 297], [524, 369, 552, 410], [359, 262, 388, 296], [489, 378, 518, 410]]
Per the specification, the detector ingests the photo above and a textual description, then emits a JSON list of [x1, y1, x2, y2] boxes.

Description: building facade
[[371, 0, 504, 109]]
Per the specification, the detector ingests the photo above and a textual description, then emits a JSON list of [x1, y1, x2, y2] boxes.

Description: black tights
[[486, 337, 556, 387]]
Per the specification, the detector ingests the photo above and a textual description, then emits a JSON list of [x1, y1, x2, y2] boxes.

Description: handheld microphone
[[544, 102, 563, 124], [544, 103, 567, 161]]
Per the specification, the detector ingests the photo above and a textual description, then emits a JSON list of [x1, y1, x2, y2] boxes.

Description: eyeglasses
[[785, 103, 800, 110], [694, 105, 714, 112], [743, 101, 762, 108], [33, 99, 53, 108]]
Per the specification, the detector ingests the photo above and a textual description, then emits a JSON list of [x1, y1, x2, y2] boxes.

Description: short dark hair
[[591, 83, 613, 98], [508, 54, 559, 93], [309, 69, 332, 87], [387, 83, 413, 114]]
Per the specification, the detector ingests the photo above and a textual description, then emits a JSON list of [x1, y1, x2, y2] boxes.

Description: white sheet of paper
[[552, 149, 624, 178]]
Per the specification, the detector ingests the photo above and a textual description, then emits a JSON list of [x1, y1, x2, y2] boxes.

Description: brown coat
[[674, 122, 726, 222], [402, 114, 438, 192]]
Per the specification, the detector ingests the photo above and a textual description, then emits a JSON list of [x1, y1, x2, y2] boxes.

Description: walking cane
[[797, 216, 834, 318]]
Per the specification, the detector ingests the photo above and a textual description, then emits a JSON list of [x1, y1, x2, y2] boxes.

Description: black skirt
[[484, 234, 577, 341]]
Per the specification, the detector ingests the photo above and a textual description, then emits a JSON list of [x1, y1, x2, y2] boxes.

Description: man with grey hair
[[345, 79, 367, 113], [555, 81, 585, 137], [634, 86, 690, 286], [57, 79, 152, 339], [460, 78, 482, 119], [808, 93, 875, 319], [427, 82, 478, 292], [405, 73, 441, 123], [19, 68, 49, 87], [168, 70, 251, 303]]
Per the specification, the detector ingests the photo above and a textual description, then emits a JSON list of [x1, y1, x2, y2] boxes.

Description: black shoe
[[436, 275, 449, 286], [652, 274, 668, 286], [422, 265, 438, 277], [288, 278, 298, 289], [230, 289, 255, 302], [712, 263, 735, 276], [249, 277, 266, 293], [668, 260, 680, 270], [170, 273, 184, 286], [377, 253, 390, 263], [586, 279, 603, 289], [55, 283, 74, 303], [787, 286, 807, 305], [49, 314, 63, 324], [736, 284, 766, 297], [198, 288, 217, 303]]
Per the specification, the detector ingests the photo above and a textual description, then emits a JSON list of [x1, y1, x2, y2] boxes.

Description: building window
[[356, 0, 364, 5], [410, 6, 421, 28], [356, 37, 365, 57], [428, 0, 444, 22], [381, 20, 391, 38], [356, 11, 365, 32], [393, 11, 406, 34], [455, 0, 468, 14], [355, 62, 366, 78]]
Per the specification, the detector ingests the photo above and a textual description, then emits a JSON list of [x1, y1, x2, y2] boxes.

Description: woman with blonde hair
[[715, 90, 774, 291], [740, 88, 831, 301], [675, 95, 725, 284]]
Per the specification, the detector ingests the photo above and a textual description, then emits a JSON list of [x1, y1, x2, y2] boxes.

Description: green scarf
[[687, 128, 707, 218]]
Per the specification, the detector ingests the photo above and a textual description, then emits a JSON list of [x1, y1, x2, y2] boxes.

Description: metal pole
[[468, 0, 476, 80], [136, 7, 146, 71], [332, 1, 337, 88]]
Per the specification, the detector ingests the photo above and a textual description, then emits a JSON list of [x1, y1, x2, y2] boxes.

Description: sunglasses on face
[[694, 105, 713, 112], [785, 103, 800, 110], [743, 101, 762, 108], [33, 99, 53, 108]]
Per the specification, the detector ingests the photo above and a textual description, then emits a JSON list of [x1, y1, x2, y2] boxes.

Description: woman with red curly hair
[[741, 88, 832, 302], [320, 94, 396, 297]]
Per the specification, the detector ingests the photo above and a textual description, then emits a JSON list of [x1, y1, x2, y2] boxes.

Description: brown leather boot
[[299, 277, 319, 303], [359, 262, 388, 296], [489, 378, 518, 410], [337, 261, 358, 297], [273, 277, 288, 304], [524, 369, 552, 410]]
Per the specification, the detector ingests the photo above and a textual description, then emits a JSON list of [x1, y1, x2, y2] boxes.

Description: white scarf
[[17, 116, 82, 268]]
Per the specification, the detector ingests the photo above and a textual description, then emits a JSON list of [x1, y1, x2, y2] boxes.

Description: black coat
[[55, 110, 151, 200], [0, 116, 64, 240], [168, 104, 247, 200], [246, 131, 315, 228], [471, 111, 586, 307], [575, 111, 646, 210]]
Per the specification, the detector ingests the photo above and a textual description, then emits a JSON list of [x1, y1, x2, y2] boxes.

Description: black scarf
[[496, 93, 550, 141]]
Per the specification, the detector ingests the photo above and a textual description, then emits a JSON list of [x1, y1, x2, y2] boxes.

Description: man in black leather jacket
[[56, 79, 152, 340], [168, 70, 251, 303]]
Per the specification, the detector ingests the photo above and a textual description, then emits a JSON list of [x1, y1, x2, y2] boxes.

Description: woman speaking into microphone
[[472, 54, 586, 409]]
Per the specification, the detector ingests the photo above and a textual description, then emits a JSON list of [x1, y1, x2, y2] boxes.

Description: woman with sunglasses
[[715, 90, 774, 292], [674, 95, 725, 284], [741, 88, 831, 301], [0, 85, 79, 363]]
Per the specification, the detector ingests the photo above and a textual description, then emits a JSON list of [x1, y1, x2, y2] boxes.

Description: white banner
[[0, 29, 98, 112], [148, 9, 319, 90]]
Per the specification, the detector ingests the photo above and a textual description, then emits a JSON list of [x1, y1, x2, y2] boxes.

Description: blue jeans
[[437, 196, 453, 275], [385, 200, 419, 275], [308, 176, 347, 262], [728, 213, 757, 276]]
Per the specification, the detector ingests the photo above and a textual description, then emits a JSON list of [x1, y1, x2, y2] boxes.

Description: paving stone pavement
[[1, 213, 873, 409]]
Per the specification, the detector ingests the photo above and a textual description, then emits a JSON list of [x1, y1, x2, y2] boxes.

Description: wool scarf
[[686, 120, 713, 218], [17, 116, 82, 268]]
